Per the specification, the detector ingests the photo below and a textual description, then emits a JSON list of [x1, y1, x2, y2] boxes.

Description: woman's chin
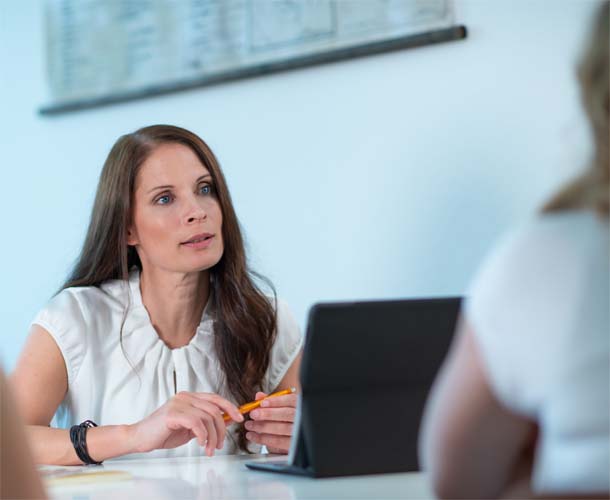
[[181, 254, 223, 274]]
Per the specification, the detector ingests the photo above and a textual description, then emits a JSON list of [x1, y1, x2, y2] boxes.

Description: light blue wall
[[0, 1, 598, 370]]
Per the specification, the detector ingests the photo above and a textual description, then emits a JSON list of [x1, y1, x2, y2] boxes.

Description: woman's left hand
[[245, 391, 297, 454]]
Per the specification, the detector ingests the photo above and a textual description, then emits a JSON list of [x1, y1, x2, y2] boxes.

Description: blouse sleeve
[[31, 289, 89, 388], [465, 233, 522, 410], [464, 217, 569, 416], [262, 298, 303, 393]]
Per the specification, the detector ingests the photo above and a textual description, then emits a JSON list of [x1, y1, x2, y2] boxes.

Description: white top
[[467, 210, 609, 493], [32, 270, 303, 459]]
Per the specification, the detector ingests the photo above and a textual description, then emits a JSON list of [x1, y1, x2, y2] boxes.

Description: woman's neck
[[139, 267, 210, 349]]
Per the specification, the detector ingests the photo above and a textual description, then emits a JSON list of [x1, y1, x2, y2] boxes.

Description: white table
[[43, 454, 434, 499]]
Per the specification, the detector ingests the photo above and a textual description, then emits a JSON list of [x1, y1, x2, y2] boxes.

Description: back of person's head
[[544, 1, 609, 215]]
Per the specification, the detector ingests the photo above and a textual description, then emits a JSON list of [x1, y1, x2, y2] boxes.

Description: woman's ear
[[126, 226, 139, 246]]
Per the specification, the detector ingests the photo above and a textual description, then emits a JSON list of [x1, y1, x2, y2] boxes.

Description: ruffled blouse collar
[[118, 269, 216, 366]]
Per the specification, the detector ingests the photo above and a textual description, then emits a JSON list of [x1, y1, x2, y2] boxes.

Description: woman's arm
[[246, 351, 302, 453], [419, 316, 535, 499], [12, 326, 244, 464], [274, 351, 302, 392], [0, 367, 47, 499], [11, 325, 140, 464]]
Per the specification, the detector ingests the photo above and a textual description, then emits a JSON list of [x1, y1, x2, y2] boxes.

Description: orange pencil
[[223, 387, 296, 422]]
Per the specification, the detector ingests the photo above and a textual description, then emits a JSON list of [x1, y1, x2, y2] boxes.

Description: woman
[[419, 3, 609, 498], [11, 125, 302, 465]]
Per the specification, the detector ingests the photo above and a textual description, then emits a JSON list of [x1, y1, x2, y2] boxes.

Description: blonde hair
[[544, 1, 609, 215]]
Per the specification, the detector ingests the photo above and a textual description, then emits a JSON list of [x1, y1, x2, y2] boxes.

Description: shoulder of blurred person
[[466, 209, 609, 491]]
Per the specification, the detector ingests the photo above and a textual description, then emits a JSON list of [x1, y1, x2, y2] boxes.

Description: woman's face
[[127, 142, 224, 274]]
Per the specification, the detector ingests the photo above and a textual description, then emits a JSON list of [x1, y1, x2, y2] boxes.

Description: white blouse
[[32, 270, 303, 459], [467, 210, 609, 493]]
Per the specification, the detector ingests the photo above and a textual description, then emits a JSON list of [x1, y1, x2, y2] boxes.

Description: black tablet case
[[246, 297, 461, 478]]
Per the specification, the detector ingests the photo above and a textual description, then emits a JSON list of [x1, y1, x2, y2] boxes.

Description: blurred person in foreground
[[1, 366, 47, 498], [420, 2, 609, 498]]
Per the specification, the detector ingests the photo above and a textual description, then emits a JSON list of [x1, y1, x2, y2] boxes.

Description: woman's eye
[[199, 184, 212, 195], [156, 195, 172, 205]]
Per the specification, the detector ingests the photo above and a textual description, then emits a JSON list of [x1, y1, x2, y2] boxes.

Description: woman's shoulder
[[469, 210, 607, 299], [32, 276, 137, 385], [34, 276, 134, 340], [465, 210, 608, 412], [515, 210, 608, 252], [261, 295, 303, 392], [265, 296, 301, 336], [268, 295, 293, 315], [46, 279, 130, 318]]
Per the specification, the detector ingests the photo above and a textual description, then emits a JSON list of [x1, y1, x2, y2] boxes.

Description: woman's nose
[[185, 199, 207, 224]]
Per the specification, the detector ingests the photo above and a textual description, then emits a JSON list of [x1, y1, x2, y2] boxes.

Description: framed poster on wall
[[41, 0, 466, 115]]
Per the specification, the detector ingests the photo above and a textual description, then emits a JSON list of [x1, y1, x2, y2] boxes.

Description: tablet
[[246, 297, 461, 477]]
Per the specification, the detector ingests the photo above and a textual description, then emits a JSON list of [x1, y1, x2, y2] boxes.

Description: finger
[[250, 407, 296, 422], [255, 392, 267, 401], [206, 416, 219, 456], [208, 407, 227, 451], [187, 392, 242, 426], [176, 402, 219, 455], [259, 394, 297, 408], [188, 406, 218, 456], [244, 420, 293, 436], [181, 395, 227, 450], [167, 412, 208, 447], [191, 393, 244, 423], [245, 432, 291, 454], [191, 422, 207, 448]]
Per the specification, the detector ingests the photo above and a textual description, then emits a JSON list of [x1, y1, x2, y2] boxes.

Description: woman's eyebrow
[[147, 175, 212, 194], [147, 184, 172, 194]]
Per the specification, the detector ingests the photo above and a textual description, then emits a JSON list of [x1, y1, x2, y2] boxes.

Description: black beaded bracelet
[[69, 420, 102, 465]]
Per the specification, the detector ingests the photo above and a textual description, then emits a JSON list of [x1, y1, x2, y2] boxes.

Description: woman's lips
[[181, 234, 214, 249]]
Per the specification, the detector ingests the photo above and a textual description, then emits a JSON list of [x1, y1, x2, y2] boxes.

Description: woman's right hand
[[130, 392, 244, 456]]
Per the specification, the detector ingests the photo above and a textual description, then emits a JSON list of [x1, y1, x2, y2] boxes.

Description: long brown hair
[[62, 125, 277, 452], [544, 2, 609, 215]]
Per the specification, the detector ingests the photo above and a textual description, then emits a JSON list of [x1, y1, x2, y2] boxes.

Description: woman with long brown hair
[[11, 125, 302, 464], [420, 2, 609, 498]]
